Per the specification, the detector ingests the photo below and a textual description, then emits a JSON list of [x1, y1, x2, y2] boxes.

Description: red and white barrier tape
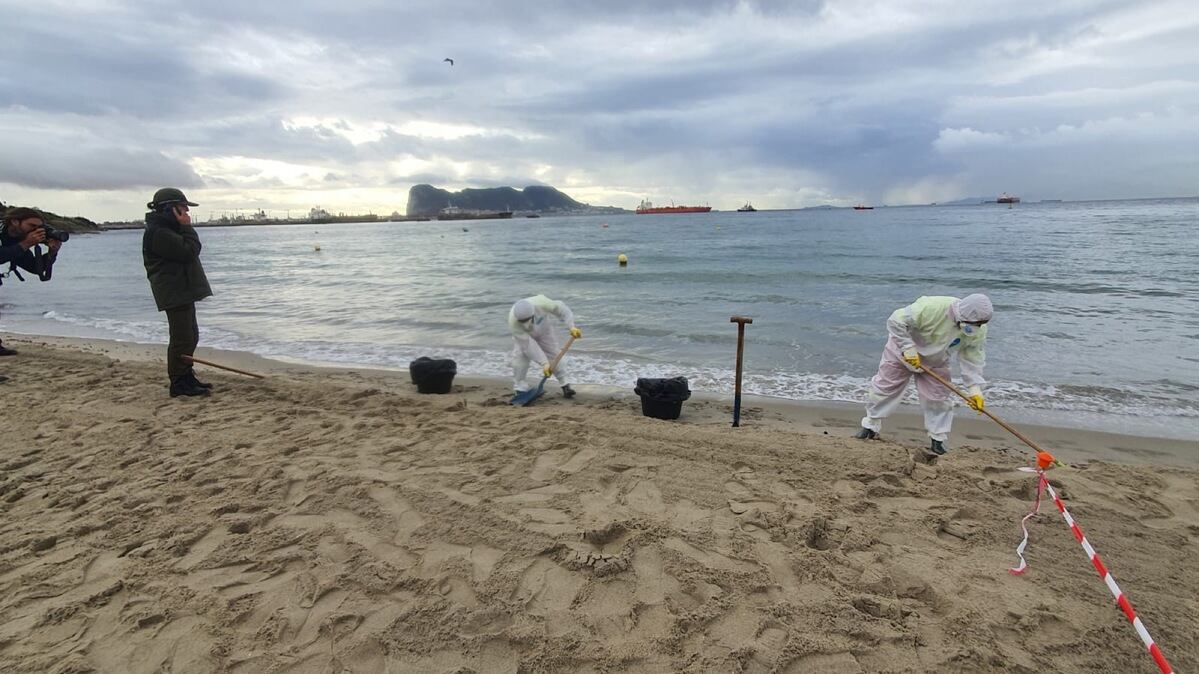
[[1009, 467, 1174, 674]]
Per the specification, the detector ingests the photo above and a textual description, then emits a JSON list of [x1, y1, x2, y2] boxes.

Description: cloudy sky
[[2, 0, 1197, 220]]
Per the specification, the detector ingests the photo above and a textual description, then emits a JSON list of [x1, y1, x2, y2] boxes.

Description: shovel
[[510, 335, 576, 406]]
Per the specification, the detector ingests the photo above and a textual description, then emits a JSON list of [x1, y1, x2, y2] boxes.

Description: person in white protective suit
[[509, 295, 583, 398], [855, 294, 993, 455]]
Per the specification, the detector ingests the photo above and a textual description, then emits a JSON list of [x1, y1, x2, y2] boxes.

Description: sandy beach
[[0, 335, 1195, 672]]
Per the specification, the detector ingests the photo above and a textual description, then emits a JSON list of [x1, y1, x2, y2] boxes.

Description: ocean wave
[[35, 311, 1199, 424]]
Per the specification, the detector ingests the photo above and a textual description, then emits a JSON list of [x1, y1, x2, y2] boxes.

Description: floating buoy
[[618, 253, 628, 267], [314, 244, 321, 251]]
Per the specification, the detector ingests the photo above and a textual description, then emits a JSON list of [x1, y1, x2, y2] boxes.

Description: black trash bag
[[409, 357, 457, 394], [634, 377, 692, 401], [634, 376, 691, 420], [409, 356, 432, 384]]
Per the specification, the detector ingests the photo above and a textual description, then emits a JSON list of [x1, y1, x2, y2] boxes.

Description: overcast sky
[[2, 0, 1197, 220]]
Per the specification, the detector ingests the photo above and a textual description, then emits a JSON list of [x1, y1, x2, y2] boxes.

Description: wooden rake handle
[[183, 354, 266, 379], [917, 365, 1047, 456]]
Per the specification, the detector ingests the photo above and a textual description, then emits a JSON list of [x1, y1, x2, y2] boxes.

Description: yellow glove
[[967, 386, 984, 412], [901, 349, 922, 370], [570, 327, 582, 339], [542, 364, 553, 377]]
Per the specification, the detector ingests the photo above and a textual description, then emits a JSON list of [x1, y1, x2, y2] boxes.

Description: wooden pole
[[182, 354, 266, 379], [545, 335, 576, 377], [730, 316, 753, 427], [917, 365, 1047, 456]]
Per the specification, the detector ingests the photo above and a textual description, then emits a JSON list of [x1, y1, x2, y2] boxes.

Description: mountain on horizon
[[406, 184, 622, 217]]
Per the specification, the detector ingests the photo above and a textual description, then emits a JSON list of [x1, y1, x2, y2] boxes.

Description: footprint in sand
[[421, 541, 504, 584], [708, 607, 790, 667], [623, 479, 666, 515], [459, 609, 514, 637], [521, 507, 576, 536], [937, 507, 983, 543], [662, 538, 757, 574], [723, 479, 754, 499], [529, 451, 570, 483], [175, 527, 229, 571], [783, 651, 863, 672], [368, 486, 426, 544], [557, 446, 598, 473], [727, 499, 781, 515], [511, 556, 586, 629]]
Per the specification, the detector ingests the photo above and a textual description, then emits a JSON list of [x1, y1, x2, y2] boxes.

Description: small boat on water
[[853, 204, 873, 210], [737, 202, 757, 212], [636, 199, 712, 215], [997, 193, 1020, 204]]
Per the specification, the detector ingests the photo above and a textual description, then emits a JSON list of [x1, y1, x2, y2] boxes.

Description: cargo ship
[[853, 204, 873, 210], [437, 206, 513, 221], [636, 199, 712, 215], [997, 193, 1020, 204]]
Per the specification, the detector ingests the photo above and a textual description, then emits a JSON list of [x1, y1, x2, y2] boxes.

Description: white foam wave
[[34, 311, 1199, 422]]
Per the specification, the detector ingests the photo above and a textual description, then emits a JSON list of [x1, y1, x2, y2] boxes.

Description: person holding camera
[[0, 207, 64, 369], [142, 188, 213, 398]]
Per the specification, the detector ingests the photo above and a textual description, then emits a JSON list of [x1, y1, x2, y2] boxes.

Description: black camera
[[41, 224, 69, 243]]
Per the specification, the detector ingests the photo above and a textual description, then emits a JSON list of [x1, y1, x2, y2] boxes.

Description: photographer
[[0, 207, 64, 367], [142, 188, 213, 398]]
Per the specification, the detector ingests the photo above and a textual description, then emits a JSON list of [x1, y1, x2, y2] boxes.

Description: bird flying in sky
[[443, 58, 454, 66]]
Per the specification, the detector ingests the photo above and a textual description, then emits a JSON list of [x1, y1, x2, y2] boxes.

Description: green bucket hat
[[148, 187, 199, 209]]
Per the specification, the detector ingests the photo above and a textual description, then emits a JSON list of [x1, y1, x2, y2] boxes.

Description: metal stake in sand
[[182, 354, 266, 379], [730, 316, 753, 427]]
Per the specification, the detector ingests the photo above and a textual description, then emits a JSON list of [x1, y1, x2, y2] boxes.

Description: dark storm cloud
[[0, 143, 201, 191], [2, 8, 287, 119], [2, 0, 1197, 213]]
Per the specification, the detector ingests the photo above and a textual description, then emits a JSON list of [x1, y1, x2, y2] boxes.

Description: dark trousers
[[165, 303, 199, 378]]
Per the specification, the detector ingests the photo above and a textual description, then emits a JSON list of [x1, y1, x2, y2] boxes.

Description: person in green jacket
[[142, 188, 213, 397]]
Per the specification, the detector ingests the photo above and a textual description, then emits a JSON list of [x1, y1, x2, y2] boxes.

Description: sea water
[[3, 199, 1197, 440]]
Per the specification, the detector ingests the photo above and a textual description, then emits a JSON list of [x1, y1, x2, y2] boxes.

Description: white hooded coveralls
[[861, 295, 990, 441], [509, 295, 576, 392]]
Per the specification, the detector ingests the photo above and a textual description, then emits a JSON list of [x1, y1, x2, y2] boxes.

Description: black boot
[[854, 427, 878, 440], [187, 369, 213, 390], [170, 375, 210, 398], [929, 439, 947, 456], [562, 384, 576, 399]]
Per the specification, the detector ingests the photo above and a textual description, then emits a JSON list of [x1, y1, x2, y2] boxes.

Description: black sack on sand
[[634, 377, 691, 420], [409, 357, 457, 394], [634, 377, 691, 402]]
